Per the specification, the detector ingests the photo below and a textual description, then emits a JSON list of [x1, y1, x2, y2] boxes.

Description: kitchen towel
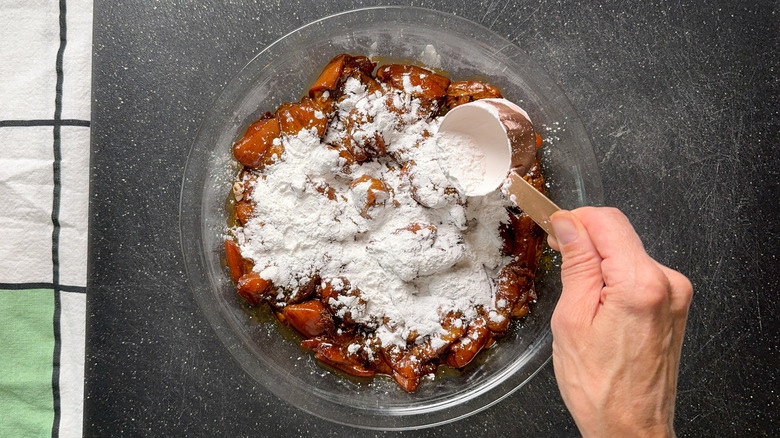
[[0, 1, 92, 437]]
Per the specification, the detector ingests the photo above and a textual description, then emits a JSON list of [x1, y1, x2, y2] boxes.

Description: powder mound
[[235, 77, 511, 347], [237, 77, 509, 343], [367, 224, 467, 282], [225, 54, 547, 392]]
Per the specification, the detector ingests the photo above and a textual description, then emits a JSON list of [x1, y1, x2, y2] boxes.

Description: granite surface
[[86, 0, 778, 436]]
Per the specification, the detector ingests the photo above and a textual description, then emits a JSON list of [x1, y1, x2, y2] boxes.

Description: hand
[[548, 207, 692, 438]]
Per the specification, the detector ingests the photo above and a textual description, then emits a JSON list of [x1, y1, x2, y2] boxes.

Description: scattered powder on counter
[[232, 76, 513, 349]]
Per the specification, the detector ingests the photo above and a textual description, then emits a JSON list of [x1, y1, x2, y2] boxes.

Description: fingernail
[[551, 212, 579, 245]]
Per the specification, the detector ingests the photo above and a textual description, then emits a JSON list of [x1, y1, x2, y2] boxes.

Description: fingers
[[549, 210, 604, 320], [575, 207, 646, 266], [572, 207, 653, 292], [550, 207, 693, 327]]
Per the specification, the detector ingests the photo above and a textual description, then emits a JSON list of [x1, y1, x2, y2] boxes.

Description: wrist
[[574, 410, 675, 438], [580, 424, 675, 438]]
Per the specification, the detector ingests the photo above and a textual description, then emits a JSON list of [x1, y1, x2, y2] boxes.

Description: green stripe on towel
[[0, 289, 55, 437]]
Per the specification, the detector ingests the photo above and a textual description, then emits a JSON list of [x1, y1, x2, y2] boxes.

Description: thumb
[[549, 210, 604, 318]]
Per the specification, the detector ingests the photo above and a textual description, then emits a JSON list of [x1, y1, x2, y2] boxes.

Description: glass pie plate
[[180, 6, 603, 431]]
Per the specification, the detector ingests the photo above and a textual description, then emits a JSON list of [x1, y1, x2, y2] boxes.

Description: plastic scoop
[[436, 98, 560, 238]]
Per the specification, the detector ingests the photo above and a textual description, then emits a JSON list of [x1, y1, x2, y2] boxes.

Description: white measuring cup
[[436, 98, 560, 238]]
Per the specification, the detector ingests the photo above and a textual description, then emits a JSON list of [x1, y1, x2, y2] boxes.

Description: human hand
[[548, 207, 693, 438]]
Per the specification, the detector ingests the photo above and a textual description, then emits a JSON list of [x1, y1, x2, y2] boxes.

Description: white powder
[[367, 225, 466, 282], [419, 44, 442, 69], [232, 76, 513, 349], [435, 131, 488, 195]]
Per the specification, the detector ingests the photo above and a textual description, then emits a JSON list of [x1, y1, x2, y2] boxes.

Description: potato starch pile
[[232, 77, 513, 349]]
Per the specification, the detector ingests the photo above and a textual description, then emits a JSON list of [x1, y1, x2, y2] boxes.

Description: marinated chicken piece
[[445, 316, 491, 368], [391, 372, 422, 392], [367, 223, 466, 282], [411, 312, 466, 363], [234, 169, 258, 199], [341, 106, 387, 163], [283, 299, 335, 338], [286, 275, 320, 305], [308, 55, 345, 96], [326, 143, 357, 168], [400, 160, 463, 209], [224, 240, 245, 282], [344, 69, 382, 96], [237, 272, 274, 306], [301, 337, 376, 377], [501, 211, 542, 258], [308, 54, 377, 97], [232, 112, 282, 169], [232, 171, 259, 225], [500, 159, 546, 260], [276, 98, 329, 137], [381, 312, 466, 390], [376, 64, 450, 108], [445, 80, 503, 108], [320, 277, 366, 325], [524, 160, 546, 192], [349, 175, 391, 219], [234, 199, 255, 225], [488, 261, 536, 335], [342, 55, 376, 77]]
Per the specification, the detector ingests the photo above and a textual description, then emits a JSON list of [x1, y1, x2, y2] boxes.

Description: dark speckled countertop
[[86, 1, 778, 436]]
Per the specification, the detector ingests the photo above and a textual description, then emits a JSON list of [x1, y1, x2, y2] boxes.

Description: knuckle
[[602, 206, 626, 219], [669, 270, 694, 305], [656, 264, 693, 307], [551, 301, 584, 336], [550, 308, 570, 334], [641, 282, 669, 307], [631, 261, 671, 309]]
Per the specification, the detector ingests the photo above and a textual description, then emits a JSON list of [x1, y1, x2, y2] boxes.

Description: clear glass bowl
[[180, 6, 603, 430]]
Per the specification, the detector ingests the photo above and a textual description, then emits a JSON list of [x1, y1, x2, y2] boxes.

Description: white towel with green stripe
[[0, 1, 92, 437]]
